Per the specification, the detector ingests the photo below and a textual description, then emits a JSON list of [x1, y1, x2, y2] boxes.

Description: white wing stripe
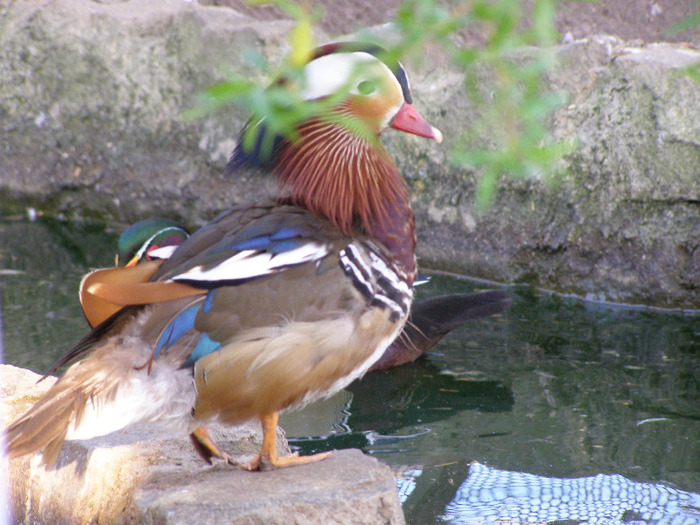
[[174, 243, 329, 283], [340, 248, 372, 290], [147, 245, 179, 260]]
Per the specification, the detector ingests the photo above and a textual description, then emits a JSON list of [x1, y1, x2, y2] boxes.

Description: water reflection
[[0, 216, 116, 372], [1, 217, 699, 524], [289, 279, 700, 522], [401, 462, 700, 524]]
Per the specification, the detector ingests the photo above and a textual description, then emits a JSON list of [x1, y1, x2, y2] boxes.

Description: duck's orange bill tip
[[390, 103, 442, 143]]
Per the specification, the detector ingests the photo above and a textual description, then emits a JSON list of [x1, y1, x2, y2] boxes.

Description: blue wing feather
[[173, 217, 327, 287], [183, 333, 221, 368], [270, 226, 305, 240], [268, 239, 305, 254], [153, 293, 223, 367], [231, 227, 305, 253], [231, 235, 273, 251], [153, 304, 199, 360], [202, 290, 215, 314]]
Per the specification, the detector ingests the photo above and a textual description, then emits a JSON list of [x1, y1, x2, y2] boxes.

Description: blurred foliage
[[186, 0, 573, 207], [667, 0, 700, 36], [667, 0, 700, 85]]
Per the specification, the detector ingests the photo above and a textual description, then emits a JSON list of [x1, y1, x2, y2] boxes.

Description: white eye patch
[[301, 52, 402, 102]]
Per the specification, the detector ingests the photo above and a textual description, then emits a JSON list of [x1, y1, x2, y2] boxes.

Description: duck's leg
[[240, 412, 332, 471], [190, 425, 234, 464]]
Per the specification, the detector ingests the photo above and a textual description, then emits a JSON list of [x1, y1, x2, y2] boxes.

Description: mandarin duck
[[83, 218, 511, 368], [6, 42, 443, 470], [79, 218, 190, 328], [78, 217, 509, 459], [115, 218, 189, 268]]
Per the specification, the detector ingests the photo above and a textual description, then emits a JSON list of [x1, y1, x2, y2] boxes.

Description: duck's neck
[[273, 118, 416, 282]]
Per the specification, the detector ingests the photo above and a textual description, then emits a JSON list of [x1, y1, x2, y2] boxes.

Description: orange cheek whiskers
[[273, 117, 415, 278]]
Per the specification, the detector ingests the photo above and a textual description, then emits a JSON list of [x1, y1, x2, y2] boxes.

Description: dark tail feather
[[43, 305, 140, 379], [370, 289, 512, 371], [412, 289, 512, 330]]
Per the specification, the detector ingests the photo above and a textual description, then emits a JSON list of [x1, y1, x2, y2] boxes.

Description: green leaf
[[183, 0, 574, 209], [667, 13, 700, 35]]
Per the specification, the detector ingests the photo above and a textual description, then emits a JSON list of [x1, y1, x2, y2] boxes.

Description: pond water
[[1, 216, 699, 524]]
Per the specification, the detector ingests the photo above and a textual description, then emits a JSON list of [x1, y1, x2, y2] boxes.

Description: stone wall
[[1, 0, 698, 307], [407, 38, 700, 307]]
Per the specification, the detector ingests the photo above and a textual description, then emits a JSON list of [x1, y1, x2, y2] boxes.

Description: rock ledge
[[1, 365, 404, 524]]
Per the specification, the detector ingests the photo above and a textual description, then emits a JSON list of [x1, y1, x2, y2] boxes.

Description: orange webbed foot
[[240, 449, 332, 471], [240, 412, 332, 471]]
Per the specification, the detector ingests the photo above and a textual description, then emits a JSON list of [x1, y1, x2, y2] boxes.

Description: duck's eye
[[357, 79, 377, 96]]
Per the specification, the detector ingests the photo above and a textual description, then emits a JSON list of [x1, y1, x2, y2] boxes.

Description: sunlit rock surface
[[1, 365, 405, 524], [0, 0, 698, 307]]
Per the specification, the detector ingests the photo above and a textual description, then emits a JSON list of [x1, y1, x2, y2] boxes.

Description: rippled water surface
[[2, 217, 699, 524]]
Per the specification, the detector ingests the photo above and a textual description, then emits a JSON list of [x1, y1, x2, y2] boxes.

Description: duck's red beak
[[390, 103, 443, 143]]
